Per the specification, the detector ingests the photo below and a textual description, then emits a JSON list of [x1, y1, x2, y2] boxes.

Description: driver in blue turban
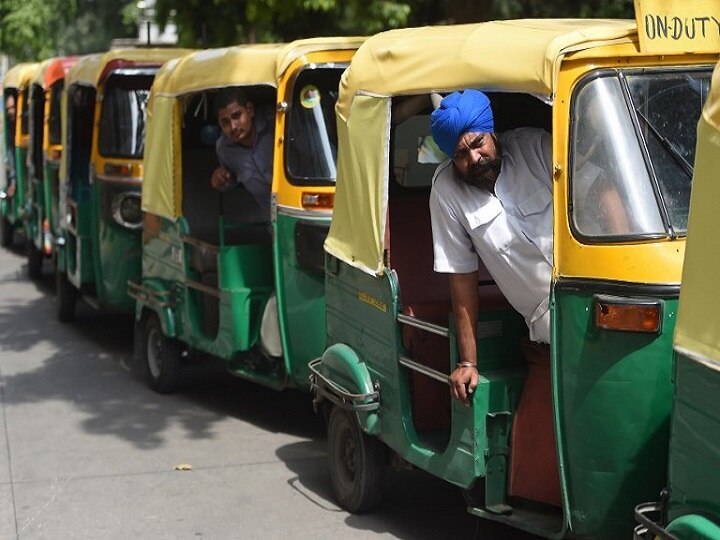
[[428, 89, 554, 405]]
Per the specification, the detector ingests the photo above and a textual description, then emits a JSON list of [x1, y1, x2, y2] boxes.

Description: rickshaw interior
[[29, 82, 45, 186], [387, 90, 563, 516], [65, 85, 95, 214], [179, 85, 276, 339]]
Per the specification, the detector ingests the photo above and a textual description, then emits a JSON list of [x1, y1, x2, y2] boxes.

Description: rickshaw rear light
[[302, 192, 334, 210], [104, 163, 133, 177], [594, 296, 662, 333]]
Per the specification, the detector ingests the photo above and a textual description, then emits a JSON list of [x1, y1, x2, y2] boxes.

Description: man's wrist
[[455, 361, 477, 370]]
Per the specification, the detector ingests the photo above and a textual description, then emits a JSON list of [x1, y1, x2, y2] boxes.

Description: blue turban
[[430, 90, 494, 157]]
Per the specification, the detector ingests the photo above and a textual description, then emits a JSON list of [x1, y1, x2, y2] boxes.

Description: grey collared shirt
[[215, 105, 274, 224]]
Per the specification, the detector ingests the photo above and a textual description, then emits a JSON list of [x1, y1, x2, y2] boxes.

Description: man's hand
[[211, 166, 232, 191], [449, 364, 478, 406]]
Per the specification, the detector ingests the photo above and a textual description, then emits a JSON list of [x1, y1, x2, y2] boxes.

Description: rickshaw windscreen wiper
[[634, 107, 694, 179]]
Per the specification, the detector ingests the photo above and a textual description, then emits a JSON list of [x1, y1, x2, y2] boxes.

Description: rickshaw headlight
[[111, 192, 143, 230], [594, 295, 662, 333]]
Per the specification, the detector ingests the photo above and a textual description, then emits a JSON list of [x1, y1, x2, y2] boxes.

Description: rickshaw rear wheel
[[55, 268, 77, 323], [27, 241, 43, 280], [0, 217, 13, 247], [143, 314, 183, 394], [327, 406, 383, 513]]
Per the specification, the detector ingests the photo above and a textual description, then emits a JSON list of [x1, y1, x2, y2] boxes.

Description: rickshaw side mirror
[[200, 125, 220, 147]]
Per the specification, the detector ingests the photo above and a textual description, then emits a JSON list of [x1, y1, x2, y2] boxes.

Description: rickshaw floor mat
[[508, 340, 561, 508]]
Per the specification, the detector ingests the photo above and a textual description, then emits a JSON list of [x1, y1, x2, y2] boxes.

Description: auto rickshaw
[[633, 58, 720, 540], [55, 48, 189, 322], [1, 62, 39, 247], [308, 12, 718, 539], [25, 56, 78, 278], [130, 37, 364, 393]]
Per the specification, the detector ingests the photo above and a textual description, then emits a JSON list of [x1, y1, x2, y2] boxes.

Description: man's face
[[452, 131, 502, 191], [218, 100, 255, 146], [5, 96, 16, 122]]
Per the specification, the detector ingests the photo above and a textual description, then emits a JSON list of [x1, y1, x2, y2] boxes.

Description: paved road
[[0, 243, 535, 539]]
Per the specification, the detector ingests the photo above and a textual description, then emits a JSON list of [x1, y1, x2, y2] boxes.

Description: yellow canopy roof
[[2, 62, 40, 91], [326, 19, 641, 275], [65, 48, 192, 89], [151, 37, 366, 97], [142, 37, 365, 219], [674, 60, 720, 365]]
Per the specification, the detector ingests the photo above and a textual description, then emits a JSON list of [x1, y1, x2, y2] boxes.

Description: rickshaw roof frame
[[65, 48, 193, 90], [335, 18, 638, 122], [141, 37, 365, 220], [2, 62, 41, 92], [150, 36, 366, 98], [36, 56, 80, 90], [326, 18, 712, 277]]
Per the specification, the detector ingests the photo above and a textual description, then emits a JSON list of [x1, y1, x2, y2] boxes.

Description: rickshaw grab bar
[[399, 356, 450, 385], [307, 358, 380, 412], [633, 502, 678, 540], [397, 313, 449, 337]]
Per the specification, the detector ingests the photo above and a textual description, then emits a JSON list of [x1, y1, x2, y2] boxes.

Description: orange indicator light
[[595, 297, 662, 333], [302, 192, 334, 210]]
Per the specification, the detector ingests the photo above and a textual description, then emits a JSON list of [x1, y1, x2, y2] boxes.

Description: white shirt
[[429, 128, 553, 343]]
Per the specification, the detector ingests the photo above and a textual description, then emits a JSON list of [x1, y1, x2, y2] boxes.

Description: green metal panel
[[8, 146, 29, 226], [324, 256, 527, 489], [554, 285, 676, 538], [92, 182, 142, 311], [666, 352, 720, 528], [275, 213, 329, 389]]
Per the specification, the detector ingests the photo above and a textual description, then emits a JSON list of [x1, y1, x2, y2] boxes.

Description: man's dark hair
[[215, 87, 250, 116]]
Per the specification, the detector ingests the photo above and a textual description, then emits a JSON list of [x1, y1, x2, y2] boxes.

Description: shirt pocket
[[517, 187, 553, 264], [517, 188, 552, 218], [466, 198, 512, 253]]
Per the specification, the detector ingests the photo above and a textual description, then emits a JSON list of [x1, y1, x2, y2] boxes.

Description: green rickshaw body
[[24, 56, 79, 277], [56, 49, 188, 318], [134, 39, 363, 392], [1, 62, 39, 245], [634, 59, 720, 540], [312, 18, 717, 539]]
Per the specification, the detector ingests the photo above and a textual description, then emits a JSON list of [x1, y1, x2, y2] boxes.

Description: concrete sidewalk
[[0, 245, 531, 539]]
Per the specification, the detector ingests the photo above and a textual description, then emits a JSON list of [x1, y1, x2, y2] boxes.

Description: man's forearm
[[449, 272, 479, 365]]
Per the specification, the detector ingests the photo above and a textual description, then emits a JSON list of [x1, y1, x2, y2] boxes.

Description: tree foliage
[[1, 0, 138, 61]]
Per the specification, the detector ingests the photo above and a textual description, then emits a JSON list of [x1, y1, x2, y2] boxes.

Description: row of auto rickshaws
[[2, 5, 720, 538]]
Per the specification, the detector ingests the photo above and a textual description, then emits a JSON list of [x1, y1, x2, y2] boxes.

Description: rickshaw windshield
[[285, 66, 345, 185], [98, 71, 155, 159], [48, 80, 64, 145], [571, 68, 711, 240]]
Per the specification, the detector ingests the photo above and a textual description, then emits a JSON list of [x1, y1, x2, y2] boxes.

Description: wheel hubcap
[[146, 326, 163, 379]]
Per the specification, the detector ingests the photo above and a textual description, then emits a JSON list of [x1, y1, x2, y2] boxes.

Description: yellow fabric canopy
[[3, 62, 40, 91], [65, 48, 191, 89], [327, 19, 639, 276], [142, 37, 366, 219], [674, 60, 720, 364]]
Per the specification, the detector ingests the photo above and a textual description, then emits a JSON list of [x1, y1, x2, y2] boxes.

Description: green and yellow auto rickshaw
[[634, 58, 720, 540], [1, 62, 39, 247], [55, 48, 188, 322], [25, 56, 78, 278], [309, 10, 718, 539], [130, 37, 363, 393]]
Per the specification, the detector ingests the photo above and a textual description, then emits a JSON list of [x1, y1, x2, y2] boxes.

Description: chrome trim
[[674, 345, 720, 373], [397, 313, 449, 337], [184, 278, 220, 298], [308, 358, 380, 412], [277, 204, 332, 220], [399, 356, 450, 385]]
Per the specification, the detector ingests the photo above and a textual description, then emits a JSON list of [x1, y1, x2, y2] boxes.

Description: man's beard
[[456, 136, 503, 193]]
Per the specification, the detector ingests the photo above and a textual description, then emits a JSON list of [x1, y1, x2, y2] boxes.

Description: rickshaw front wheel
[[328, 406, 383, 513], [143, 314, 183, 394]]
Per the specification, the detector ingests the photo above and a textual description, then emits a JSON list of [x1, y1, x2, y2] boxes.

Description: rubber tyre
[[327, 406, 384, 513], [143, 314, 183, 394], [27, 241, 43, 279], [55, 268, 77, 323], [0, 216, 13, 248]]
